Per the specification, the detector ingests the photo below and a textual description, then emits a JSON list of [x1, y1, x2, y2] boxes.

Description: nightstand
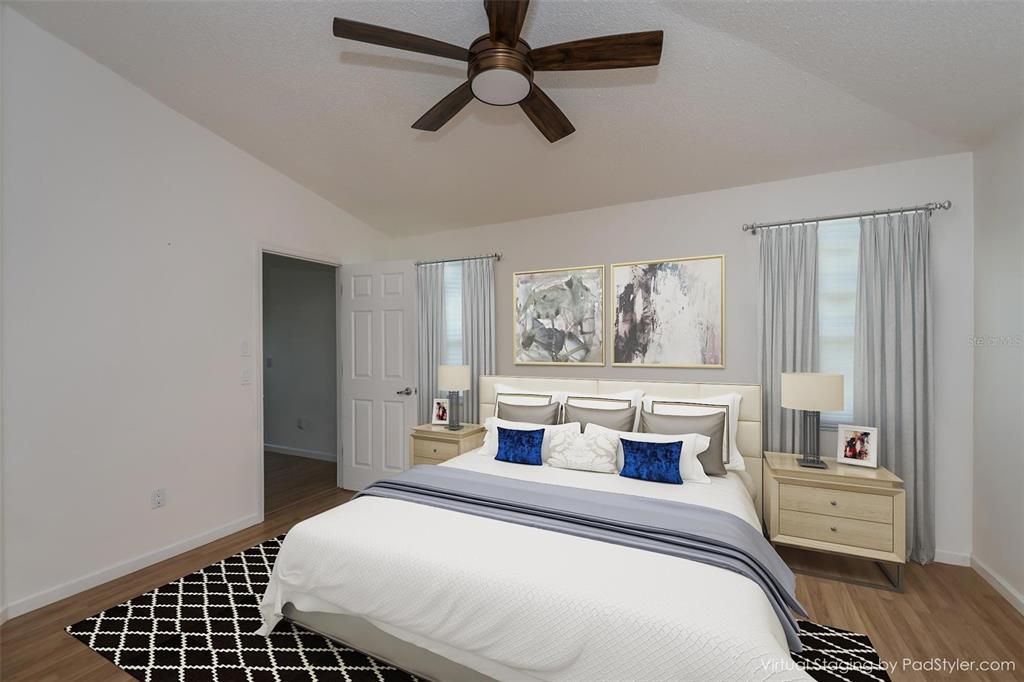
[[764, 451, 906, 591], [409, 423, 485, 466]]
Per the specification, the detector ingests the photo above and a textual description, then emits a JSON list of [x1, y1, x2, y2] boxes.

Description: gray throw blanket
[[357, 466, 806, 652]]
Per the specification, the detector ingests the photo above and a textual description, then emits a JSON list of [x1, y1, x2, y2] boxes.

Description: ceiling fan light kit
[[332, 0, 663, 142], [468, 37, 533, 106]]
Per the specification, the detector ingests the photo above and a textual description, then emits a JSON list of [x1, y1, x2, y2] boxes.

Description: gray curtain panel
[[416, 262, 445, 424], [758, 223, 820, 454], [461, 257, 496, 424], [854, 212, 934, 564]]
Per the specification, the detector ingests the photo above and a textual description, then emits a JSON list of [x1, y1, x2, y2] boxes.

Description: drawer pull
[[830, 526, 837, 532], [432, 448, 438, 453], [830, 500, 838, 506]]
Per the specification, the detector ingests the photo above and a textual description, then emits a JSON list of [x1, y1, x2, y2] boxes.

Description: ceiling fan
[[332, 0, 663, 142]]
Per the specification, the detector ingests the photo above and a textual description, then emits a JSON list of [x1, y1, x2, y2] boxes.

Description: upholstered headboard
[[478, 375, 764, 521]]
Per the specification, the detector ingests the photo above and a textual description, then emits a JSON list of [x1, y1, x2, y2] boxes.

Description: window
[[817, 218, 859, 425], [442, 261, 464, 365]]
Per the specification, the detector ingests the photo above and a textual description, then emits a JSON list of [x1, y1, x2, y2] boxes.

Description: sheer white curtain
[[854, 212, 934, 563]]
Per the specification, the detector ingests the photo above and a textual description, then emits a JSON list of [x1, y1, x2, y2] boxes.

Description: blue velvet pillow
[[619, 438, 684, 484], [495, 426, 545, 465]]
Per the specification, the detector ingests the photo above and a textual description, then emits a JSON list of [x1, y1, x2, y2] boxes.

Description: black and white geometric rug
[[67, 535, 891, 682]]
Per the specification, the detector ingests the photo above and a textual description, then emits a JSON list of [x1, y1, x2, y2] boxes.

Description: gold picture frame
[[609, 254, 725, 368], [513, 264, 606, 366]]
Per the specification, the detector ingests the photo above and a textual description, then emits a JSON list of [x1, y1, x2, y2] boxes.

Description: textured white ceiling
[[12, 1, 1023, 235]]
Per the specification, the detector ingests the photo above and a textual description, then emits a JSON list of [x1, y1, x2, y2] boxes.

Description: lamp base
[[445, 390, 462, 431], [794, 409, 827, 468]]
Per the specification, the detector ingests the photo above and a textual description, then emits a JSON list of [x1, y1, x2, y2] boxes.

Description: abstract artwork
[[612, 255, 724, 368], [514, 265, 604, 365]]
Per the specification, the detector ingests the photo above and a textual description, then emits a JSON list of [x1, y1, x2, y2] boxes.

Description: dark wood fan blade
[[518, 85, 574, 143], [411, 81, 475, 131], [333, 18, 469, 62], [485, 0, 530, 46], [530, 30, 663, 71]]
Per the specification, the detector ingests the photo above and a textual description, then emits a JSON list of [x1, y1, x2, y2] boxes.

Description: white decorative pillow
[[482, 417, 581, 463], [585, 423, 712, 483], [643, 393, 745, 470], [547, 429, 618, 474]]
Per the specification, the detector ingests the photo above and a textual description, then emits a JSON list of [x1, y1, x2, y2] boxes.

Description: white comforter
[[260, 452, 809, 681]]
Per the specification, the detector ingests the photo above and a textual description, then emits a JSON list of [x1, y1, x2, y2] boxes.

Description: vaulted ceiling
[[13, 1, 1024, 235]]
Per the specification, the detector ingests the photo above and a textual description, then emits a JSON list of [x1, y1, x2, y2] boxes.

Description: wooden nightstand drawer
[[413, 438, 460, 461], [413, 454, 448, 466], [779, 484, 893, 524], [780, 509, 893, 552]]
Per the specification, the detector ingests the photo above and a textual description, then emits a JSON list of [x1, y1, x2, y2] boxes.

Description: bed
[[260, 377, 810, 681]]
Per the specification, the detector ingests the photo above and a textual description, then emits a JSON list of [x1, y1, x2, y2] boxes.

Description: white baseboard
[[934, 549, 972, 566], [264, 443, 336, 462], [4, 513, 260, 620], [971, 555, 1024, 616]]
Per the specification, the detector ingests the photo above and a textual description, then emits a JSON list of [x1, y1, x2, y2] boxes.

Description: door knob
[[396, 387, 415, 396]]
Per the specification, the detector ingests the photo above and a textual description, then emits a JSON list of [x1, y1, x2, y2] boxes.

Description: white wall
[[262, 253, 337, 461], [971, 115, 1024, 612], [0, 8, 386, 617], [384, 153, 976, 564]]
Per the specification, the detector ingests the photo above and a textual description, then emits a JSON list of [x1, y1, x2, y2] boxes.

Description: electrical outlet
[[151, 488, 166, 509]]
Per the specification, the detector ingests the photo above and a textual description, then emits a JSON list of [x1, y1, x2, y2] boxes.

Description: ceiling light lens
[[471, 68, 531, 106]]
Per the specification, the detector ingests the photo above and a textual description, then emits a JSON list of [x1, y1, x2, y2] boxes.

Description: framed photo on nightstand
[[431, 398, 450, 426], [836, 424, 879, 468]]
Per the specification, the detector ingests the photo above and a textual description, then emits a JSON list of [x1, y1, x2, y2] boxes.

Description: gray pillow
[[640, 410, 728, 476], [563, 404, 636, 432], [496, 401, 561, 425]]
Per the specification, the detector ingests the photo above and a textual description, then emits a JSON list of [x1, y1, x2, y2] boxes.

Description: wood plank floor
[[2, 493, 1022, 681], [263, 451, 338, 514], [785, 547, 1024, 681], [0, 488, 354, 682]]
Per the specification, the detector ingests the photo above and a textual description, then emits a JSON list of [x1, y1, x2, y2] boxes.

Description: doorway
[[261, 252, 339, 513]]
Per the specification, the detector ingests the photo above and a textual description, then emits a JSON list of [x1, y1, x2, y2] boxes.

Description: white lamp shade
[[780, 373, 844, 411], [437, 365, 471, 392]]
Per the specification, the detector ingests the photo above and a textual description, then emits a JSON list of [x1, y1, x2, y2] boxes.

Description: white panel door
[[340, 260, 418, 490]]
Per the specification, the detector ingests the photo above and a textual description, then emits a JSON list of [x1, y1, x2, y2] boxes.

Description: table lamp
[[437, 364, 471, 431], [781, 372, 844, 468]]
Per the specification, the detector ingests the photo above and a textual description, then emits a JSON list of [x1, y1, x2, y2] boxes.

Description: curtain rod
[[414, 252, 502, 266], [742, 200, 952, 235]]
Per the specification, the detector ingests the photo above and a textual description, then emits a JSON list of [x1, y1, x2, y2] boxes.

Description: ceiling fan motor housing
[[468, 36, 533, 106]]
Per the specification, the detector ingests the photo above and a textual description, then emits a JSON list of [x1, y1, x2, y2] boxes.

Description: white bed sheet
[[260, 450, 809, 681]]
